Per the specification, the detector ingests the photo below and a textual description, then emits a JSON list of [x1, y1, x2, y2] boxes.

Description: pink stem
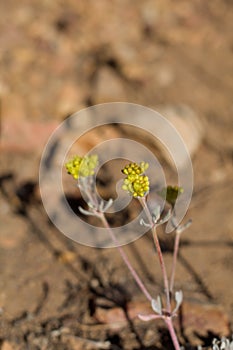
[[153, 229, 171, 312], [98, 208, 181, 350], [170, 231, 181, 294], [165, 317, 181, 350], [99, 213, 153, 302], [139, 197, 171, 313]]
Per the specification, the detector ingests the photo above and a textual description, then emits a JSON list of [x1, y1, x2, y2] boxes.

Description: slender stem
[[165, 317, 181, 350], [170, 231, 181, 294], [99, 213, 153, 302], [140, 198, 181, 349], [93, 200, 181, 350], [139, 197, 171, 313], [153, 228, 171, 312]]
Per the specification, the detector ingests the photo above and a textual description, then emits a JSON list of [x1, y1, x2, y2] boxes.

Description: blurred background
[[0, 1, 233, 349]]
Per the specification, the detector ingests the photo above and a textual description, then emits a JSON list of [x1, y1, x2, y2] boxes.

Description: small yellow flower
[[65, 155, 98, 179], [122, 162, 149, 176], [122, 162, 150, 198], [161, 186, 184, 207]]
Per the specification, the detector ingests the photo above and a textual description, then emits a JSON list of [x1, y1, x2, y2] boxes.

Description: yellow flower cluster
[[122, 162, 150, 198], [65, 155, 98, 179]]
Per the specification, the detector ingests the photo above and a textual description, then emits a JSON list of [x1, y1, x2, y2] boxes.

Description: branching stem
[[99, 212, 153, 303], [139, 197, 171, 313], [139, 197, 181, 350]]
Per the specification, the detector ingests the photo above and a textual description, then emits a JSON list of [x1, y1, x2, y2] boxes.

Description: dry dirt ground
[[0, 1, 233, 349]]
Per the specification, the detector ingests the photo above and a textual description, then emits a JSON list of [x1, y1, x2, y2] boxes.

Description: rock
[[1, 119, 59, 155], [121, 62, 148, 82], [94, 300, 157, 330], [177, 301, 231, 346], [56, 83, 85, 120], [32, 336, 48, 348], [1, 341, 15, 350], [58, 250, 76, 264], [156, 104, 204, 162], [1, 94, 26, 120], [156, 65, 175, 87], [118, 104, 204, 169], [61, 334, 111, 350], [0, 215, 27, 249], [93, 67, 126, 104], [94, 299, 230, 339]]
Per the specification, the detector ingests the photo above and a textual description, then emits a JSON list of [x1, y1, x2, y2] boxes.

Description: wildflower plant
[[65, 154, 192, 350]]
